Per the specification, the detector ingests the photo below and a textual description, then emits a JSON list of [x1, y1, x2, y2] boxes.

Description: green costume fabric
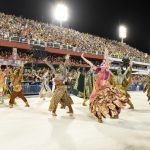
[[143, 73, 150, 103]]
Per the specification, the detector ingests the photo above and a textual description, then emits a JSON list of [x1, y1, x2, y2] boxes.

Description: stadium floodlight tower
[[53, 3, 68, 27], [119, 25, 127, 43]]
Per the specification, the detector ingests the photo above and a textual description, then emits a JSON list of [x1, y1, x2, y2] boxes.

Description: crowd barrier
[[128, 83, 144, 91], [20, 81, 144, 95]]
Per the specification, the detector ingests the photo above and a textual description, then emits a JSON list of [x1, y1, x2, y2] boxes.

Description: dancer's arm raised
[[64, 54, 70, 66], [59, 54, 70, 78], [44, 58, 56, 74], [18, 62, 26, 80], [81, 53, 97, 70], [104, 47, 111, 65], [123, 61, 133, 79], [32, 70, 42, 79], [20, 62, 25, 74]]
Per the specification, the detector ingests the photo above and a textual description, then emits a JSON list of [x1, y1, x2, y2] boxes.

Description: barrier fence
[[19, 82, 144, 95]]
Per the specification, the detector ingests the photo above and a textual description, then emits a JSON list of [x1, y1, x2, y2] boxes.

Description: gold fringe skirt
[[90, 85, 128, 120], [49, 85, 73, 112]]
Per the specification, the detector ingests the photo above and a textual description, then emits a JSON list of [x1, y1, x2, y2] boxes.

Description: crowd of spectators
[[132, 75, 146, 85], [0, 12, 150, 63], [0, 49, 101, 66], [0, 49, 12, 59], [0, 48, 149, 73]]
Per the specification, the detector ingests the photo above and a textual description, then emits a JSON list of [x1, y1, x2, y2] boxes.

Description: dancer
[[81, 50, 128, 123], [3, 65, 17, 105], [109, 62, 134, 109], [81, 55, 98, 106], [73, 67, 94, 106], [4, 66, 12, 99], [8, 63, 30, 108], [45, 55, 74, 116], [0, 65, 6, 104], [83, 69, 94, 106], [143, 73, 150, 104], [33, 70, 52, 100], [73, 69, 85, 100]]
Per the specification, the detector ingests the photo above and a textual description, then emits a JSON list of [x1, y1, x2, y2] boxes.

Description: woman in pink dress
[[0, 65, 6, 104], [81, 49, 128, 123]]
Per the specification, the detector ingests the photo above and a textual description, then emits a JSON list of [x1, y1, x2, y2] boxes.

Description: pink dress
[[0, 74, 5, 97], [89, 68, 128, 122], [90, 69, 109, 102]]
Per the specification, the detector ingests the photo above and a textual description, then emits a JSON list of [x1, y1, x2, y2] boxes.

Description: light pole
[[53, 3, 68, 27], [119, 25, 127, 43]]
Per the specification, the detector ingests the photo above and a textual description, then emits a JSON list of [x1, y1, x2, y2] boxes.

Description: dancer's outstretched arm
[[81, 53, 97, 70], [104, 48, 109, 60], [64, 54, 70, 66], [20, 62, 25, 74], [123, 61, 133, 79], [104, 48, 112, 65], [33, 71, 42, 79], [61, 54, 71, 77], [19, 62, 26, 80], [44, 58, 56, 74]]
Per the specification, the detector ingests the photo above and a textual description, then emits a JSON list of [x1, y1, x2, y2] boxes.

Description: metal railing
[[20, 82, 145, 95]]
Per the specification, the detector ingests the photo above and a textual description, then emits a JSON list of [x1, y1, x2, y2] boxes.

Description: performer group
[[0, 52, 149, 123]]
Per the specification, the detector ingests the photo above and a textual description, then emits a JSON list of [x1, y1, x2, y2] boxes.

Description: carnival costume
[[0, 68, 6, 104], [109, 64, 134, 109], [33, 70, 52, 100], [83, 70, 94, 105], [45, 56, 74, 116], [143, 73, 150, 104], [81, 51, 128, 123], [9, 64, 30, 108], [73, 68, 94, 106], [90, 63, 129, 122]]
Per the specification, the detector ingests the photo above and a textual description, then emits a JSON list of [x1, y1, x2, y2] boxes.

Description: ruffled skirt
[[90, 85, 128, 121]]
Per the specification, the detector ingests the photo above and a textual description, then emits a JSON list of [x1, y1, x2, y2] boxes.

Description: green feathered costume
[[143, 73, 150, 104], [73, 70, 94, 106]]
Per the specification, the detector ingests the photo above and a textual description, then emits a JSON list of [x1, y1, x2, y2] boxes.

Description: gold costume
[[49, 82, 73, 112], [143, 73, 150, 103], [46, 57, 74, 115], [9, 66, 30, 108], [109, 65, 134, 109]]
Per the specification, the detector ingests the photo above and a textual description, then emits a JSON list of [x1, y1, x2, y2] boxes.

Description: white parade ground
[[0, 92, 150, 150]]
